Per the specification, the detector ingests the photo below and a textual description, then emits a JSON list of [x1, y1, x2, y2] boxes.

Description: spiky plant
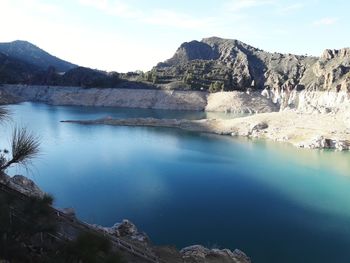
[[0, 107, 9, 121], [0, 127, 40, 171]]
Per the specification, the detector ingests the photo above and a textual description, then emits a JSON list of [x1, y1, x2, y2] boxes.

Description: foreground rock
[[181, 245, 250, 263], [94, 219, 250, 263], [94, 219, 150, 244], [0, 173, 45, 198]]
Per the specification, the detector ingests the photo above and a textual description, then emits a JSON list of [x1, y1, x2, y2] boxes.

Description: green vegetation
[[143, 70, 159, 84], [0, 191, 56, 262], [59, 232, 122, 263], [0, 190, 122, 262], [209, 81, 225, 93]]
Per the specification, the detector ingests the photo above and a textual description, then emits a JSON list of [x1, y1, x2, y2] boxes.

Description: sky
[[0, 0, 349, 72]]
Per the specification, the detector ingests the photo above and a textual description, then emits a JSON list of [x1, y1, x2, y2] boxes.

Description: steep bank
[[0, 84, 277, 113], [0, 84, 207, 110]]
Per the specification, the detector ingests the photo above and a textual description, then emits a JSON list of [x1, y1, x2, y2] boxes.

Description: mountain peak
[[0, 40, 77, 72]]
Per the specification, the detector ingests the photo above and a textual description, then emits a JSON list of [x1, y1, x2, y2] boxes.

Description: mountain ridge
[[153, 36, 350, 92], [0, 37, 349, 93], [0, 40, 77, 72]]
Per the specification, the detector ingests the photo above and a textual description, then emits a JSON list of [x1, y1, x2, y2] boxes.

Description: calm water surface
[[2, 102, 350, 263]]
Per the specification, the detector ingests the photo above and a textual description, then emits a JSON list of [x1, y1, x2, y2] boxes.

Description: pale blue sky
[[1, 0, 349, 72]]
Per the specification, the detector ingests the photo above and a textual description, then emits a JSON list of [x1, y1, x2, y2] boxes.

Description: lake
[[2, 102, 350, 263]]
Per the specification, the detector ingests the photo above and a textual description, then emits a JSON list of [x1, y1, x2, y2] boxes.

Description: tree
[[0, 126, 40, 172], [209, 81, 224, 93], [184, 72, 194, 84], [0, 107, 9, 120]]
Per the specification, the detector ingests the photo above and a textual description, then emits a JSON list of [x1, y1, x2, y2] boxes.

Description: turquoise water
[[2, 102, 350, 263]]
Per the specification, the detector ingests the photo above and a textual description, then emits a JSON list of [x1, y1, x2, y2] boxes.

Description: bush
[[209, 81, 224, 93]]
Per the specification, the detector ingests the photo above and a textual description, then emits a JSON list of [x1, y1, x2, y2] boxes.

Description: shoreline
[[62, 110, 350, 151]]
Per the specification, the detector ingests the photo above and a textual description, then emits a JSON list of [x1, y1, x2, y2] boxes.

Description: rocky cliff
[[153, 37, 350, 93]]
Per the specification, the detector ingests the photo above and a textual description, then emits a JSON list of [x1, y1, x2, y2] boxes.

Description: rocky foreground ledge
[[62, 109, 350, 151]]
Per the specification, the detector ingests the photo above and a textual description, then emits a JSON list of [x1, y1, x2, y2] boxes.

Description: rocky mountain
[[153, 37, 350, 93], [0, 40, 76, 72]]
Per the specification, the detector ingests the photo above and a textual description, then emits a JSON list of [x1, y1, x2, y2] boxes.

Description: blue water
[[2, 102, 350, 263]]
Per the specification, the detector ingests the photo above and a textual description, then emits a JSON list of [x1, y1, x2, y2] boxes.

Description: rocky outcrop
[[273, 89, 350, 113], [0, 173, 45, 198], [298, 136, 350, 151], [95, 219, 150, 244], [300, 48, 350, 92], [181, 245, 251, 263]]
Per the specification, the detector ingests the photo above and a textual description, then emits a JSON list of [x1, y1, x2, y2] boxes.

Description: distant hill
[[0, 40, 77, 72], [0, 40, 122, 88]]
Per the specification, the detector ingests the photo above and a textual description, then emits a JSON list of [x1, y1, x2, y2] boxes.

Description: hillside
[[0, 40, 125, 88], [0, 40, 77, 72], [0, 52, 42, 84], [152, 37, 350, 92]]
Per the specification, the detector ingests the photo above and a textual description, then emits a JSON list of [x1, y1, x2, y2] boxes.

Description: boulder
[[6, 174, 45, 198], [96, 219, 149, 243], [297, 136, 350, 151]]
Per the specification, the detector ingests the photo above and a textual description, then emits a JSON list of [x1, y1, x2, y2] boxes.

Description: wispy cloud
[[78, 0, 142, 19], [143, 9, 216, 29], [313, 17, 339, 26], [279, 3, 304, 13], [225, 0, 275, 12], [78, 0, 214, 29]]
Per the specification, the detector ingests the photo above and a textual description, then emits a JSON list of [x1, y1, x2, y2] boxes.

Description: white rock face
[[0, 85, 279, 113], [0, 85, 208, 111], [205, 91, 278, 113]]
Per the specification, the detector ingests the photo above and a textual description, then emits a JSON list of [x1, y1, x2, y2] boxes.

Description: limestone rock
[[297, 136, 350, 151], [206, 91, 278, 113]]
